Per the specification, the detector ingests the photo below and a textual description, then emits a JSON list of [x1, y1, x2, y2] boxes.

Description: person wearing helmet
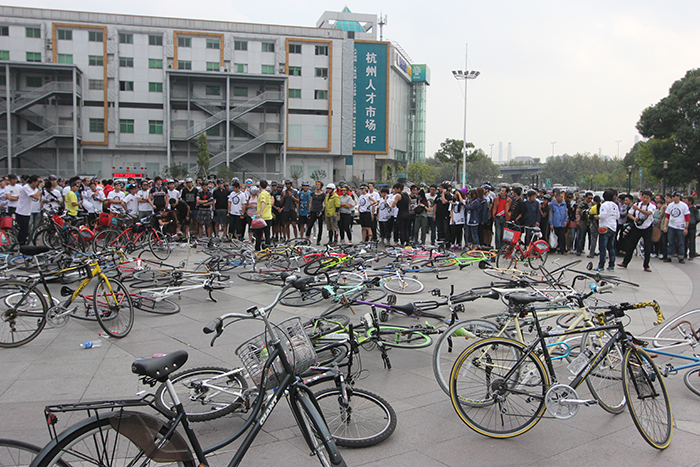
[[297, 181, 311, 238], [324, 183, 341, 244], [243, 185, 259, 242]]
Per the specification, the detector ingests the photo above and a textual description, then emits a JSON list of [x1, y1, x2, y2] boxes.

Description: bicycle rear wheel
[[0, 438, 43, 467], [149, 230, 172, 260], [0, 281, 48, 348], [651, 309, 700, 349], [281, 287, 325, 307], [496, 244, 519, 269], [527, 247, 548, 270], [290, 390, 347, 466], [314, 387, 397, 448], [132, 292, 180, 315], [237, 270, 285, 286], [622, 347, 672, 449], [683, 368, 700, 397], [92, 229, 120, 253], [92, 277, 134, 338], [383, 276, 424, 295]]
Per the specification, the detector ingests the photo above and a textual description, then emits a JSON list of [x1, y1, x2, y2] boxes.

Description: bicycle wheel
[[237, 270, 285, 285], [527, 247, 548, 270], [0, 281, 48, 348], [290, 390, 347, 467], [496, 244, 519, 269], [132, 292, 181, 315], [356, 286, 387, 303], [63, 227, 87, 252], [683, 368, 700, 397], [622, 347, 672, 449], [462, 249, 497, 259], [154, 366, 248, 422], [33, 227, 62, 249], [92, 277, 134, 338], [149, 230, 172, 260], [651, 309, 700, 349], [314, 387, 397, 448], [382, 276, 424, 295], [281, 287, 325, 307], [304, 315, 351, 339], [370, 325, 432, 348], [0, 438, 44, 467], [304, 257, 335, 276], [92, 229, 120, 253], [432, 319, 502, 396], [31, 412, 196, 467], [328, 271, 364, 286], [450, 337, 548, 438], [580, 330, 625, 414]]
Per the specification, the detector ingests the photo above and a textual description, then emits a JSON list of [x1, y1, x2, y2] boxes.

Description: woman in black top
[[390, 183, 411, 246], [306, 181, 326, 245]]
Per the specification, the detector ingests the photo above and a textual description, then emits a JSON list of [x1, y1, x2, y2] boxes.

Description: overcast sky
[[9, 0, 700, 162]]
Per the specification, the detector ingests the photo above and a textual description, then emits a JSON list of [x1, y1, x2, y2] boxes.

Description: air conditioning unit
[[45, 38, 52, 50]]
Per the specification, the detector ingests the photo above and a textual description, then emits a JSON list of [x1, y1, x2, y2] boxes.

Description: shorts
[[197, 209, 212, 226], [176, 213, 187, 225], [213, 209, 227, 225], [325, 215, 339, 232], [359, 211, 372, 228], [298, 214, 309, 226], [282, 211, 297, 224], [229, 213, 243, 224]]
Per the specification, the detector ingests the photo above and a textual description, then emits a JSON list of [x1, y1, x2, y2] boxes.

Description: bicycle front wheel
[[651, 309, 700, 349], [450, 337, 549, 438], [0, 281, 48, 348], [622, 347, 672, 449], [314, 387, 397, 448], [132, 292, 181, 315], [580, 330, 625, 414], [149, 230, 172, 260], [92, 277, 134, 338], [496, 244, 518, 270], [527, 247, 548, 270], [383, 276, 424, 295], [32, 413, 196, 467], [370, 325, 432, 348], [683, 368, 700, 397], [290, 390, 347, 467], [281, 287, 325, 307]]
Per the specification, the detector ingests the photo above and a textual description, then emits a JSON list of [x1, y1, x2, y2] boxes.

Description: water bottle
[[79, 340, 102, 349], [98, 332, 111, 339]]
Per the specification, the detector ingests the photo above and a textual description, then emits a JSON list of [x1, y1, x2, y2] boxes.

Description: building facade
[[0, 6, 429, 183]]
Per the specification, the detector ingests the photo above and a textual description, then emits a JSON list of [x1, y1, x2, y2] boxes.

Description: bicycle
[[94, 214, 173, 260], [29, 276, 346, 467], [448, 294, 672, 449], [497, 223, 550, 269]]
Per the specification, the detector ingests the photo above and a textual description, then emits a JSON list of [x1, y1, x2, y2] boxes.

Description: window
[[177, 36, 191, 47], [26, 27, 40, 38], [119, 57, 134, 68], [88, 79, 104, 90], [26, 76, 42, 87], [89, 55, 104, 66], [288, 125, 301, 140], [0, 50, 8, 61], [234, 63, 247, 73], [314, 125, 328, 140], [262, 42, 275, 53], [148, 58, 163, 69], [234, 40, 247, 51], [148, 35, 162, 46], [118, 33, 133, 44], [289, 43, 301, 54], [0, 75, 5, 86], [314, 90, 328, 100], [206, 38, 220, 49], [206, 62, 219, 72], [0, 26, 8, 36], [206, 125, 220, 137], [315, 67, 328, 78], [233, 87, 247, 97], [57, 29, 72, 40], [177, 60, 192, 70], [26, 52, 41, 62], [149, 82, 163, 92], [149, 120, 164, 135], [120, 119, 134, 133], [315, 45, 329, 56], [288, 66, 301, 76], [57, 54, 73, 64], [261, 65, 274, 75], [205, 85, 220, 96], [88, 30, 103, 42], [89, 118, 105, 133], [119, 81, 134, 91], [288, 88, 301, 98]]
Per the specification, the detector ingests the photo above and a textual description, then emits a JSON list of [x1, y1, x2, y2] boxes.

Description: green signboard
[[545, 178, 552, 188], [411, 64, 431, 84], [353, 41, 389, 154]]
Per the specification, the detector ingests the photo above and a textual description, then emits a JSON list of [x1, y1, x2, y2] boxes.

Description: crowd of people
[[0, 174, 698, 267]]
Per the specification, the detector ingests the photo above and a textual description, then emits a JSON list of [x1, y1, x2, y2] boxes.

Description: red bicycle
[[496, 222, 549, 269]]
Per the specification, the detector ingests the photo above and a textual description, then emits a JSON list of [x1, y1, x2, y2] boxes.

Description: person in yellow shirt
[[65, 181, 81, 220], [254, 180, 273, 251], [587, 195, 601, 258], [324, 183, 341, 245]]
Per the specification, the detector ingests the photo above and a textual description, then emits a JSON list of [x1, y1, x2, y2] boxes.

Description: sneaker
[[678, 258, 685, 264], [650, 253, 657, 258], [587, 253, 595, 258], [617, 263, 627, 268], [607, 266, 615, 271], [594, 267, 604, 272], [663, 258, 672, 263]]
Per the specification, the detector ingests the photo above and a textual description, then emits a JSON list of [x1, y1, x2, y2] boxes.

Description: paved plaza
[[1, 232, 700, 467]]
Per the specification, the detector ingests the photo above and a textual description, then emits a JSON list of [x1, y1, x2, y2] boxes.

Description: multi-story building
[[0, 6, 429, 183]]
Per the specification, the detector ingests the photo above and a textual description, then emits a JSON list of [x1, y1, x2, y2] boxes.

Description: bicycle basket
[[79, 225, 95, 241], [99, 212, 117, 226], [235, 317, 316, 389], [0, 216, 12, 230], [503, 227, 521, 244]]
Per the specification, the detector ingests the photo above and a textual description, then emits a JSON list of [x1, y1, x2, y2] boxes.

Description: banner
[[353, 41, 389, 154]]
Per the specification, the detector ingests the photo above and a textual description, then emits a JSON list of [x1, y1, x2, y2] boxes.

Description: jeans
[[576, 225, 588, 253], [427, 217, 436, 244], [597, 230, 616, 269], [667, 227, 685, 258], [589, 223, 599, 255], [494, 216, 507, 250], [465, 225, 479, 246]]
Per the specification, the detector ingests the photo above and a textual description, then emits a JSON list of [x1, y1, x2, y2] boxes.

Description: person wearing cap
[[358, 184, 377, 243], [123, 183, 139, 217], [324, 183, 341, 244], [297, 181, 311, 238], [663, 191, 690, 263], [4, 174, 21, 216], [107, 181, 127, 215], [137, 181, 155, 219], [212, 179, 230, 238], [16, 175, 43, 245], [197, 180, 215, 237], [281, 180, 299, 240], [65, 180, 81, 219]]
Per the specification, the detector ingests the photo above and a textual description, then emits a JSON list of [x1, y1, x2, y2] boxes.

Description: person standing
[[539, 194, 551, 244], [510, 187, 526, 226], [390, 183, 411, 246], [137, 181, 155, 219], [16, 175, 42, 245], [358, 184, 378, 243], [254, 181, 273, 251], [297, 182, 311, 239], [596, 189, 620, 271], [196, 181, 215, 237], [491, 186, 512, 249], [281, 180, 299, 240], [588, 195, 601, 258], [4, 174, 21, 215], [523, 189, 541, 245], [149, 177, 169, 214], [338, 186, 355, 244], [575, 192, 593, 256], [377, 188, 393, 245], [549, 190, 568, 255], [685, 196, 698, 260], [663, 191, 690, 263], [618, 190, 656, 272], [413, 189, 429, 246], [106, 181, 127, 215], [307, 181, 326, 245], [368, 182, 381, 242], [426, 185, 438, 245], [324, 183, 341, 245], [227, 182, 245, 240], [449, 189, 466, 250], [434, 182, 453, 244], [212, 179, 230, 238]]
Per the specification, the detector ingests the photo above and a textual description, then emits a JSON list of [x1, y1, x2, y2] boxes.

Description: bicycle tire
[[449, 337, 549, 438], [622, 346, 672, 449], [496, 244, 519, 270], [31, 412, 196, 467], [370, 325, 432, 348], [651, 309, 700, 349], [33, 227, 62, 249], [0, 281, 48, 348], [683, 368, 700, 397], [149, 230, 172, 260], [92, 277, 134, 338], [63, 226, 87, 253], [132, 293, 181, 315], [237, 270, 285, 285], [432, 319, 502, 396], [314, 387, 397, 448], [291, 390, 347, 467], [527, 247, 548, 270], [0, 438, 53, 467], [462, 249, 497, 259], [281, 287, 325, 307], [154, 366, 248, 422], [327, 271, 364, 287], [580, 330, 625, 414], [356, 287, 388, 303], [304, 257, 336, 276], [92, 229, 120, 253], [382, 276, 424, 295]]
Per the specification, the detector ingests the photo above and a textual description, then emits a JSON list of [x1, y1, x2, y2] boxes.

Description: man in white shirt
[[227, 181, 245, 240], [107, 181, 127, 215], [167, 180, 180, 205], [85, 182, 105, 214], [5, 174, 22, 215], [663, 191, 691, 263], [16, 175, 42, 245], [618, 190, 656, 272], [595, 189, 620, 271], [137, 180, 154, 219], [368, 182, 381, 242], [42, 175, 63, 213], [123, 184, 139, 216]]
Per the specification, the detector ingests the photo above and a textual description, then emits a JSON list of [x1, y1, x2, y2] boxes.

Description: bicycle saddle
[[505, 294, 549, 306], [19, 245, 51, 256], [131, 350, 188, 383], [391, 303, 415, 314]]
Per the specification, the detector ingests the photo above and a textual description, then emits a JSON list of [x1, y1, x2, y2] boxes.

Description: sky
[[8, 0, 700, 162]]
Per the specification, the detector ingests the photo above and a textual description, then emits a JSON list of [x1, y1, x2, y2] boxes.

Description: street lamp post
[[551, 141, 556, 157], [662, 160, 668, 196], [627, 166, 633, 194], [452, 45, 480, 188], [616, 140, 622, 159]]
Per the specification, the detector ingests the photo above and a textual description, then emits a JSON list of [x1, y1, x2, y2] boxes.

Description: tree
[[463, 150, 500, 186], [407, 162, 437, 185], [433, 138, 477, 183], [217, 165, 235, 183], [310, 169, 327, 183], [289, 165, 304, 186], [196, 133, 210, 179], [163, 163, 188, 180], [637, 68, 700, 187]]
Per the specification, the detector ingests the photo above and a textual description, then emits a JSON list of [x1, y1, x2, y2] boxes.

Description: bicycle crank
[[46, 305, 71, 328], [544, 384, 597, 419]]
